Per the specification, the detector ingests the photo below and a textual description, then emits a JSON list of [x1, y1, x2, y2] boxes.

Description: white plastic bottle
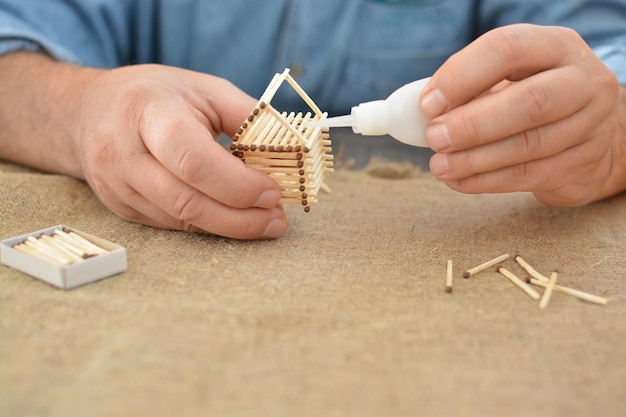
[[305, 77, 432, 147]]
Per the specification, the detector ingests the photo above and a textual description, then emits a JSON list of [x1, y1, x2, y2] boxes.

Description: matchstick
[[13, 242, 68, 266], [496, 266, 541, 300], [530, 278, 608, 305], [463, 253, 509, 278], [38, 234, 84, 263], [445, 259, 453, 293], [538, 270, 558, 310], [24, 236, 73, 266], [514, 254, 550, 283], [57, 228, 108, 255]]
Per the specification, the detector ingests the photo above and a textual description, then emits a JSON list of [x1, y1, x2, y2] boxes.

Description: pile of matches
[[230, 68, 334, 212], [445, 253, 608, 309], [12, 228, 108, 267]]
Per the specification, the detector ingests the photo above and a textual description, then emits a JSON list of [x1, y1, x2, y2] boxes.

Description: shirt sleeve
[[0, 0, 136, 68]]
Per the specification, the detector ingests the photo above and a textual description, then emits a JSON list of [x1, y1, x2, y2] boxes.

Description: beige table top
[[1, 143, 625, 417]]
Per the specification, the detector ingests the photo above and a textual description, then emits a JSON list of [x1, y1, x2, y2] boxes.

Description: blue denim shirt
[[1, 0, 626, 114]]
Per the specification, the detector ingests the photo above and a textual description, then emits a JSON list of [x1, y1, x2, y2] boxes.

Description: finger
[[442, 139, 608, 206], [421, 24, 586, 117], [140, 104, 282, 209], [123, 154, 287, 239], [85, 170, 192, 230], [429, 106, 597, 180], [425, 66, 590, 152], [192, 75, 259, 136]]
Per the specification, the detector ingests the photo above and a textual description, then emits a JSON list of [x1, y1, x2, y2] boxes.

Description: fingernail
[[262, 218, 286, 239], [255, 189, 280, 208], [425, 123, 452, 151], [429, 153, 449, 178], [421, 88, 448, 117]]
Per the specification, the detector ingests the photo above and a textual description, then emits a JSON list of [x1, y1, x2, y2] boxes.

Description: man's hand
[[0, 53, 286, 239], [420, 24, 626, 206]]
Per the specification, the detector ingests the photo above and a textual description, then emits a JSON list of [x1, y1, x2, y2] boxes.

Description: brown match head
[[259, 101, 267, 109], [250, 144, 257, 151], [259, 145, 267, 152], [299, 185, 306, 192], [463, 271, 470, 278], [296, 153, 303, 160], [294, 145, 302, 152], [524, 276, 531, 284], [229, 144, 236, 151], [247, 115, 254, 122], [445, 286, 453, 293], [495, 266, 502, 272], [303, 146, 310, 153], [304, 206, 310, 213], [301, 200, 308, 206], [237, 128, 244, 135], [252, 108, 260, 116]]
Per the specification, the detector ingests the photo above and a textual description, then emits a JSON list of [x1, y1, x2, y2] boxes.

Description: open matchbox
[[1, 225, 127, 290]]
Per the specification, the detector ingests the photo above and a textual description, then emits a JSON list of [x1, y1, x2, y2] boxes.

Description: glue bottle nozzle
[[303, 115, 355, 128]]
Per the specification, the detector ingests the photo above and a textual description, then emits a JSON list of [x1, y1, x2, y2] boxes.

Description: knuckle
[[511, 162, 530, 184], [171, 189, 203, 224], [452, 149, 476, 177], [517, 128, 542, 158], [458, 113, 482, 143], [495, 26, 529, 64], [593, 67, 620, 103], [175, 145, 204, 184], [524, 83, 551, 120]]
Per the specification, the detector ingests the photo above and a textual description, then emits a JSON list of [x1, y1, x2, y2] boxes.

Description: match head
[[462, 271, 470, 278], [445, 286, 453, 293], [495, 266, 502, 272]]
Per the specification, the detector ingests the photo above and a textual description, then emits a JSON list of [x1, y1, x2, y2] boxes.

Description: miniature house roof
[[230, 68, 333, 212]]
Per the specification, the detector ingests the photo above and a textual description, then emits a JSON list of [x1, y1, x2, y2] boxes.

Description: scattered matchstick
[[449, 252, 607, 308], [445, 259, 453, 293], [538, 270, 558, 310], [463, 253, 509, 278], [530, 278, 608, 305], [496, 266, 541, 300], [514, 254, 549, 283]]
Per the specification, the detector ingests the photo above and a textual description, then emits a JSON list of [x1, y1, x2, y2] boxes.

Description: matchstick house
[[230, 69, 334, 212]]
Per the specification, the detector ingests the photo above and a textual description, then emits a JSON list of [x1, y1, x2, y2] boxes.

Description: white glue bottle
[[304, 77, 432, 148]]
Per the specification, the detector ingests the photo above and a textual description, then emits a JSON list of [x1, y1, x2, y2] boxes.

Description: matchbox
[[1, 225, 127, 289]]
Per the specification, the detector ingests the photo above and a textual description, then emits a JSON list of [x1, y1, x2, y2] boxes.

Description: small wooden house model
[[230, 68, 333, 212]]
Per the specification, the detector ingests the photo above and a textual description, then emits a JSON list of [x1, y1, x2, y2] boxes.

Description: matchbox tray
[[1, 225, 127, 289]]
